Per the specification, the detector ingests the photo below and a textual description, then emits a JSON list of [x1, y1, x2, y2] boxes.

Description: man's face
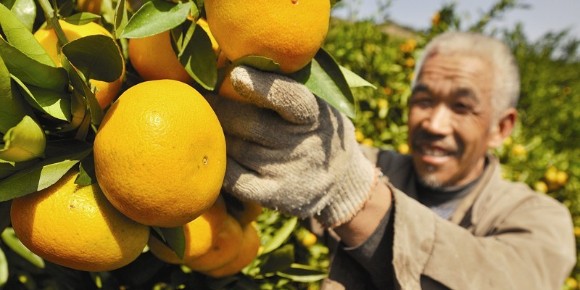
[[408, 53, 498, 188]]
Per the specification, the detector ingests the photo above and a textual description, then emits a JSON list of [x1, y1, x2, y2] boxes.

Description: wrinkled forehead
[[415, 52, 494, 97]]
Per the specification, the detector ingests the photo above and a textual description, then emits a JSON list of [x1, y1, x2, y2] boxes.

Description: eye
[[409, 94, 434, 108], [452, 102, 473, 114]]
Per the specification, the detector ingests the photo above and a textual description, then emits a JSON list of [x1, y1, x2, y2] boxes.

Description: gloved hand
[[207, 66, 377, 228]]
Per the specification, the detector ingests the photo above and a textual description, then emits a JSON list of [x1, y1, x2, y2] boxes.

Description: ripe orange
[[204, 0, 330, 74], [185, 215, 244, 272], [93, 80, 226, 227], [227, 199, 263, 226], [10, 171, 149, 272], [34, 20, 125, 109], [128, 31, 193, 83], [128, 18, 222, 83], [203, 222, 261, 278], [148, 196, 228, 264], [76, 0, 102, 14]]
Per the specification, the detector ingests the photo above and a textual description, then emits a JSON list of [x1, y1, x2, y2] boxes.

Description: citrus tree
[[0, 0, 369, 289]]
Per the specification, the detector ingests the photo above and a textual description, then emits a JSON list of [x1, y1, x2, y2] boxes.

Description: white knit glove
[[207, 66, 376, 228]]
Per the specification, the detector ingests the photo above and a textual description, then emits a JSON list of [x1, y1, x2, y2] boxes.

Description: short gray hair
[[412, 32, 520, 118]]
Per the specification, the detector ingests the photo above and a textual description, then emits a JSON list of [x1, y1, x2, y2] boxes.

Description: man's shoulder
[[475, 167, 570, 224], [358, 145, 412, 170]]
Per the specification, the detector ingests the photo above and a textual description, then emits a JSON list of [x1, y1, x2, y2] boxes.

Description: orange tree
[[0, 0, 362, 289], [325, 0, 579, 289]]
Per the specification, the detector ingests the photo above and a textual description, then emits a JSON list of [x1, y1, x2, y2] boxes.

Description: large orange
[[93, 80, 226, 227], [204, 0, 330, 73], [10, 171, 149, 272], [34, 20, 125, 109]]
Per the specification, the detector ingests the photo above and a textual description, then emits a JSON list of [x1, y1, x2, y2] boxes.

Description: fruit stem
[[37, 0, 70, 46]]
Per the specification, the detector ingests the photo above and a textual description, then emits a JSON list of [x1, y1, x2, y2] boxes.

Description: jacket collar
[[449, 154, 501, 225]]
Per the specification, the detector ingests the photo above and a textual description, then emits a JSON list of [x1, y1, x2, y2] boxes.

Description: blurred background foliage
[[325, 0, 579, 289], [0, 0, 578, 289]]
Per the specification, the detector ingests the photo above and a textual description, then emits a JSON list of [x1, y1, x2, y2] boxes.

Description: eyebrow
[[453, 87, 480, 104], [411, 83, 480, 104]]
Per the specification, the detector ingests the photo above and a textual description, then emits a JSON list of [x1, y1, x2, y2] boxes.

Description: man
[[207, 32, 576, 289]]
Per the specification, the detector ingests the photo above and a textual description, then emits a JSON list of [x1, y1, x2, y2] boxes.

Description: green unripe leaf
[[121, 0, 191, 39]]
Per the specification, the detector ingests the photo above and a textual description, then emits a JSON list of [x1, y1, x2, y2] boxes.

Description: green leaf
[[261, 216, 297, 255], [276, 263, 327, 283], [260, 244, 294, 274], [121, 0, 191, 39], [231, 55, 281, 72], [12, 76, 71, 122], [0, 159, 35, 180], [61, 57, 103, 126], [0, 39, 69, 91], [63, 12, 101, 25], [1, 228, 45, 268], [291, 49, 356, 118], [0, 116, 46, 163], [0, 57, 28, 133], [0, 246, 7, 286], [340, 65, 376, 89], [76, 152, 96, 186], [0, 3, 52, 66], [4, 0, 36, 32], [62, 35, 123, 82], [179, 22, 217, 90], [113, 0, 129, 39], [156, 226, 186, 259], [0, 140, 92, 202]]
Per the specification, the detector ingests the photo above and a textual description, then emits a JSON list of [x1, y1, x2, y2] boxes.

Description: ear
[[488, 108, 517, 148]]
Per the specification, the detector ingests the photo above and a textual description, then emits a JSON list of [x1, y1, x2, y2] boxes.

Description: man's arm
[[333, 173, 392, 247]]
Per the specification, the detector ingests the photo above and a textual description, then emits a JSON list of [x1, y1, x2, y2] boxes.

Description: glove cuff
[[316, 153, 378, 228]]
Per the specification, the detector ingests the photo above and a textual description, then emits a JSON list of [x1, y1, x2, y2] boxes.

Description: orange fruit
[[128, 18, 223, 83], [185, 215, 244, 272], [148, 196, 228, 264], [128, 31, 193, 83], [204, 0, 330, 74], [76, 0, 102, 14], [34, 20, 125, 109], [10, 171, 149, 272], [227, 198, 263, 226], [93, 80, 226, 227], [203, 222, 261, 278]]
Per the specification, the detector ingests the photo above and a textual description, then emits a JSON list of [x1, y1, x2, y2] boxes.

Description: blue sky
[[332, 0, 580, 41]]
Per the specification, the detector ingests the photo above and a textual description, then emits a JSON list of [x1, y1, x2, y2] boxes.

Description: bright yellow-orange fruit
[[203, 222, 261, 278], [10, 171, 149, 272], [128, 31, 193, 83], [204, 0, 330, 74], [148, 196, 228, 263], [186, 215, 244, 272], [93, 80, 226, 227], [34, 20, 125, 109]]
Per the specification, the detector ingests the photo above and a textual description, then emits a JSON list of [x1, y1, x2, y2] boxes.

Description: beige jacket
[[322, 149, 576, 290]]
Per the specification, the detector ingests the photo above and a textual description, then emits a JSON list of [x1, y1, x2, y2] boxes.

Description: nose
[[422, 105, 453, 136]]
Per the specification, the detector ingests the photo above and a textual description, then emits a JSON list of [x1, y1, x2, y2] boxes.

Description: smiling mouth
[[414, 144, 456, 166]]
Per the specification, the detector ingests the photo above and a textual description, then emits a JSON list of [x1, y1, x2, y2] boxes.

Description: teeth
[[422, 147, 448, 156]]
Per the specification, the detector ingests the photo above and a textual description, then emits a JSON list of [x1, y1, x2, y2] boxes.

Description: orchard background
[[0, 0, 579, 289]]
